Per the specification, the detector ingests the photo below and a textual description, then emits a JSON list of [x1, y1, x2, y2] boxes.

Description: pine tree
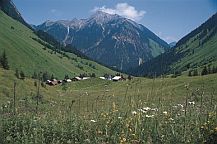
[[212, 66, 217, 74], [128, 75, 132, 80], [91, 73, 96, 78], [188, 70, 192, 77], [20, 71, 25, 80], [42, 72, 49, 81], [64, 74, 69, 80], [32, 71, 38, 79], [201, 66, 208, 76], [208, 65, 212, 74], [193, 69, 198, 76], [0, 50, 9, 70]]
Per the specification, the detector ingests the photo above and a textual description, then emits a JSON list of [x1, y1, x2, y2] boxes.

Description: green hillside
[[0, 10, 115, 79], [132, 12, 217, 77]]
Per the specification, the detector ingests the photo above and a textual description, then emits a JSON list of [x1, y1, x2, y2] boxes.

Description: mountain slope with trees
[[132, 12, 217, 77]]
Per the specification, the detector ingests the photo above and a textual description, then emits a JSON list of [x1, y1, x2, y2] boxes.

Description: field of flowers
[[0, 81, 217, 144]]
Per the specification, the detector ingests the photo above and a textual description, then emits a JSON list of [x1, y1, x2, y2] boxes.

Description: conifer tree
[[201, 66, 208, 76], [20, 71, 25, 80], [188, 70, 192, 77], [193, 69, 198, 76], [0, 50, 9, 70]]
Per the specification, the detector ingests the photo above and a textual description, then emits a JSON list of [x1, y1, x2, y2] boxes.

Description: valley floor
[[0, 68, 217, 143]]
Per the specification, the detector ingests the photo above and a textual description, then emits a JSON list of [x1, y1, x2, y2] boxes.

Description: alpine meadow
[[0, 0, 217, 143]]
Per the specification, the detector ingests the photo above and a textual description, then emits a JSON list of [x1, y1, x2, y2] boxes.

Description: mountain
[[169, 42, 177, 48], [37, 11, 169, 72], [132, 12, 217, 77], [0, 9, 115, 79], [0, 0, 31, 29]]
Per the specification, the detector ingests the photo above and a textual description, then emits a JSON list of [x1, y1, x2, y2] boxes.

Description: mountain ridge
[[0, 0, 31, 29], [37, 11, 169, 72], [131, 12, 217, 77]]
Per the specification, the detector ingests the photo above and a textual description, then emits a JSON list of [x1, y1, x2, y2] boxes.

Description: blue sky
[[13, 0, 217, 43]]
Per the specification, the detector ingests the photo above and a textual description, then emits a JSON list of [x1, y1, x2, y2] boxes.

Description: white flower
[[118, 117, 122, 119], [132, 111, 137, 115], [151, 108, 158, 111], [163, 111, 168, 115], [138, 109, 147, 113], [188, 101, 195, 105], [169, 118, 174, 121], [145, 115, 154, 118], [172, 106, 178, 108], [143, 107, 151, 111], [177, 104, 184, 108], [184, 84, 189, 88], [90, 120, 96, 123]]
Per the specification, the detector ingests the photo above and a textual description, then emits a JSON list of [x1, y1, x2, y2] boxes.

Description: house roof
[[99, 77, 106, 80], [112, 76, 122, 80]]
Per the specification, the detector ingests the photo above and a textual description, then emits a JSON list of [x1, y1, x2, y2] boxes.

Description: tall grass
[[0, 81, 217, 143]]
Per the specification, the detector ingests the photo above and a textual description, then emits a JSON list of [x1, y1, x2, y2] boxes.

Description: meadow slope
[[0, 10, 115, 79]]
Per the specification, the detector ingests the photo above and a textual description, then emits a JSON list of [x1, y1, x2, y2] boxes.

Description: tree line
[[188, 65, 217, 77]]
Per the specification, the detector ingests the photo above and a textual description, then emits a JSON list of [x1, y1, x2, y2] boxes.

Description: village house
[[72, 77, 82, 81], [46, 79, 58, 86], [112, 76, 125, 81]]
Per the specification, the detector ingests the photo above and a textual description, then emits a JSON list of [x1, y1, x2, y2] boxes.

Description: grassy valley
[[0, 1, 217, 143], [0, 67, 217, 143]]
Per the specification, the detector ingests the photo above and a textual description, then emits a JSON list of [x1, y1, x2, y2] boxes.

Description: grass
[[0, 10, 115, 79], [0, 68, 217, 143], [172, 29, 217, 72]]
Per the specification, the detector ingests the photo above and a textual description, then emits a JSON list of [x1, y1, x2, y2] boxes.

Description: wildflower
[[112, 102, 118, 112], [97, 130, 103, 135], [132, 111, 137, 115], [188, 101, 195, 105], [143, 107, 151, 111], [118, 117, 122, 119], [214, 127, 217, 132], [184, 84, 189, 89], [90, 120, 96, 123], [172, 106, 178, 108], [177, 104, 184, 108], [138, 109, 146, 113], [120, 137, 127, 143], [151, 108, 158, 111], [163, 111, 168, 115], [145, 115, 154, 118], [169, 118, 174, 121]]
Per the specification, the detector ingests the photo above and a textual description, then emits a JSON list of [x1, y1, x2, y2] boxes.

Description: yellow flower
[[120, 138, 126, 144]]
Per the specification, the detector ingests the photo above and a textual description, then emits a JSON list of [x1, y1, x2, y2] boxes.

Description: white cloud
[[92, 3, 146, 21], [157, 32, 178, 43]]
